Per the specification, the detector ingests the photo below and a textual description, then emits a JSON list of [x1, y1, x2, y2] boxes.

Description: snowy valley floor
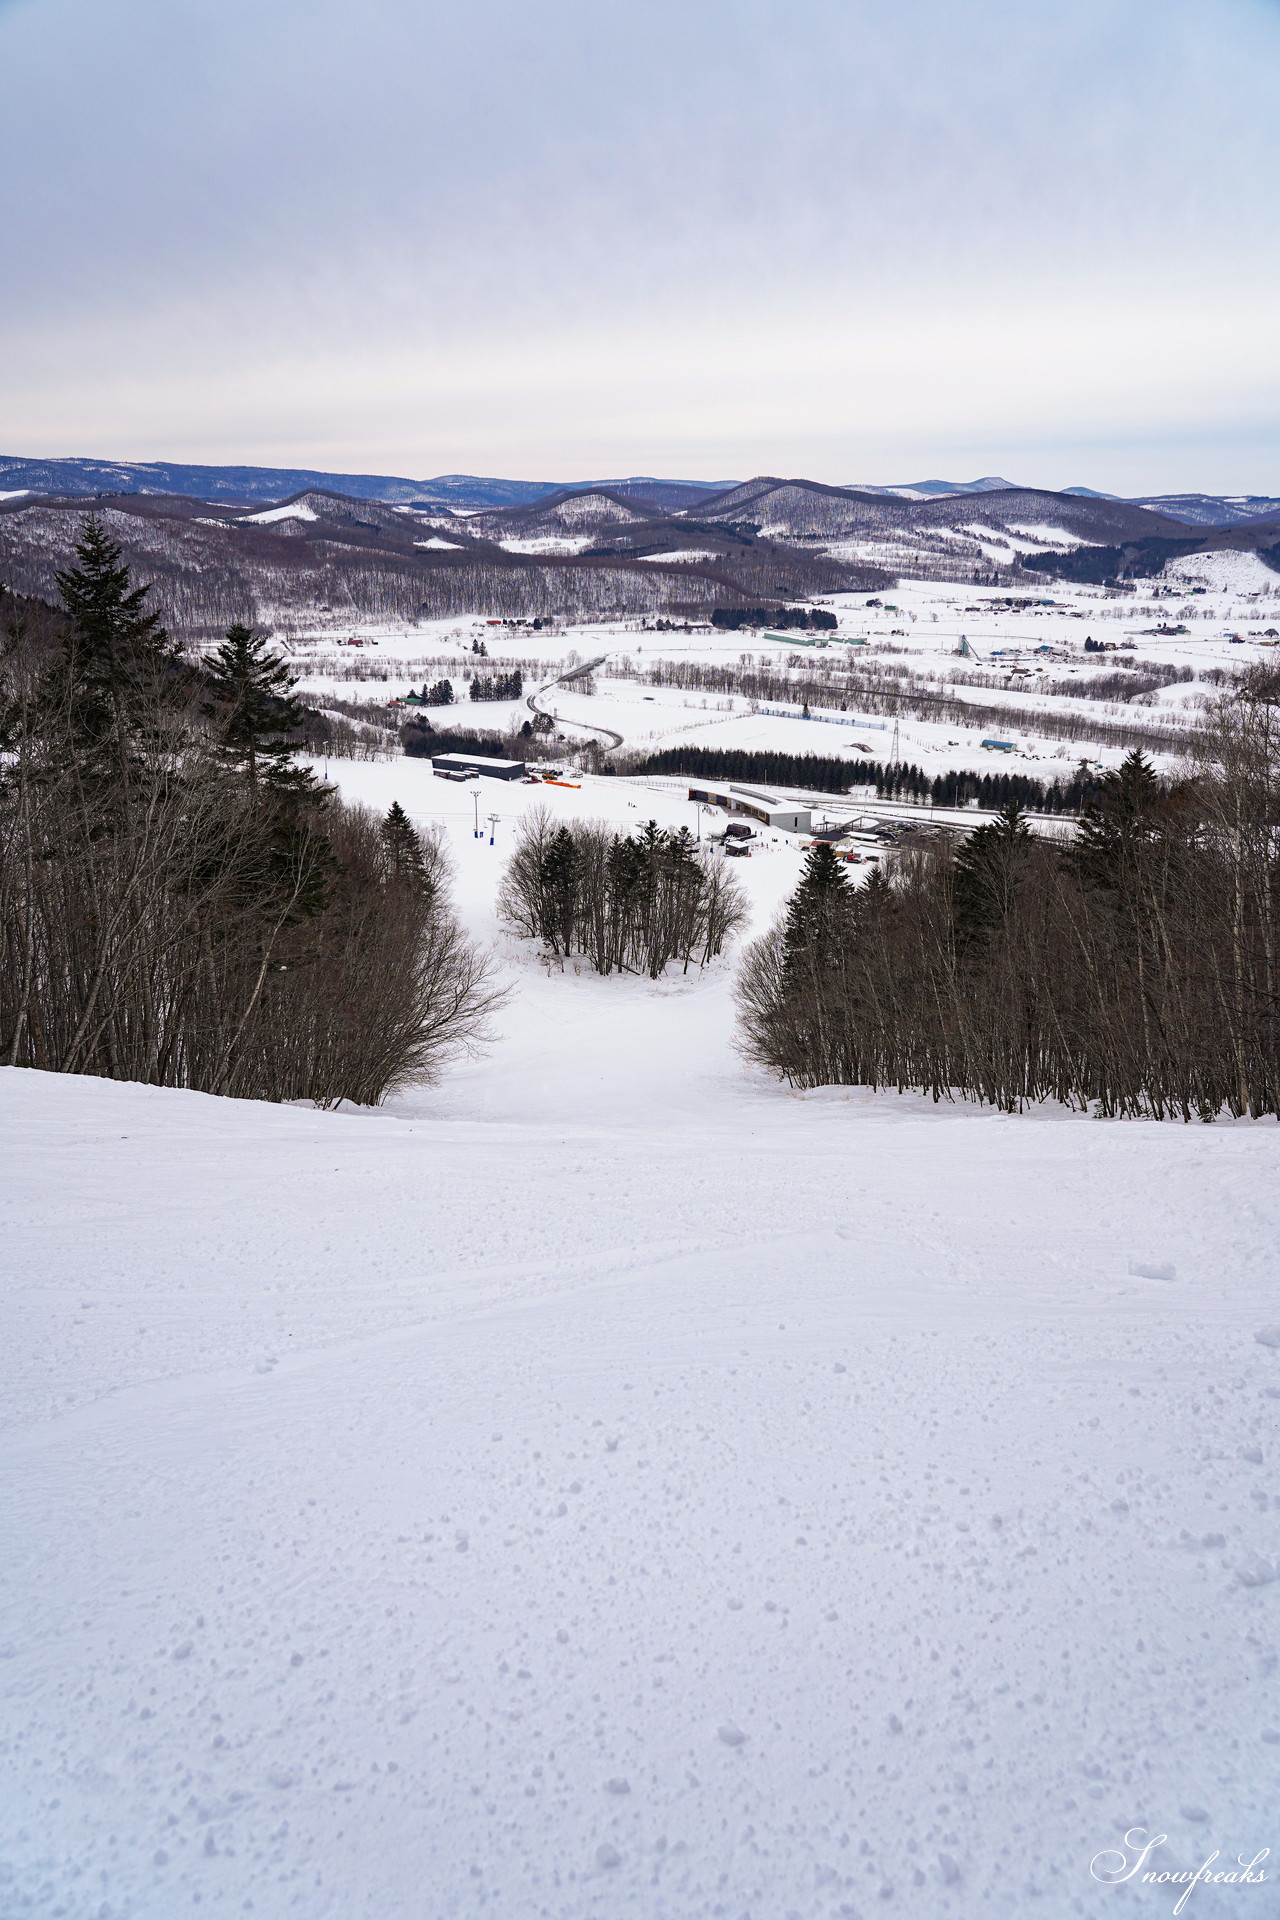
[[4, 770, 1280, 1919]]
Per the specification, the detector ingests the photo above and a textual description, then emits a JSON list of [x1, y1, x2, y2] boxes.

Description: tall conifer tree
[[380, 801, 436, 900], [202, 624, 313, 794], [952, 801, 1032, 950], [783, 841, 851, 967], [1069, 750, 1164, 893], [53, 516, 185, 758]]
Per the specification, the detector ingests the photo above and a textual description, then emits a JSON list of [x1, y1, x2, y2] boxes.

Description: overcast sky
[[2, 0, 1278, 492]]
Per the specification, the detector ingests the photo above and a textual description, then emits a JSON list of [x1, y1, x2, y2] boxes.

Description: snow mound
[[1164, 549, 1279, 594], [244, 500, 319, 524]]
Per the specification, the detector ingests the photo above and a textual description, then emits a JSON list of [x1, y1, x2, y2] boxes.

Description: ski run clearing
[[4, 579, 1280, 1920]]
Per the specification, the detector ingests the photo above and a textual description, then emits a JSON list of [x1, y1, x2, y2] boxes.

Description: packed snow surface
[[243, 502, 319, 524], [3, 762, 1280, 1920], [498, 535, 595, 555]]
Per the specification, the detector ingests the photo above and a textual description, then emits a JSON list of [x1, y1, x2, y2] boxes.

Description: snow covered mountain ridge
[[1, 453, 1276, 527], [2, 474, 1277, 639]]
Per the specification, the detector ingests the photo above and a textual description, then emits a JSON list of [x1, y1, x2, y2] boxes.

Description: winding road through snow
[[527, 655, 624, 751]]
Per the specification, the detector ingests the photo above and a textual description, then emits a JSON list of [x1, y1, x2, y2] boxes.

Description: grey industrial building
[[432, 752, 525, 781], [687, 784, 812, 833]]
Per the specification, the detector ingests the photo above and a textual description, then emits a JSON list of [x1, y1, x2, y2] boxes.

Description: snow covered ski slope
[[3, 763, 1280, 1920]]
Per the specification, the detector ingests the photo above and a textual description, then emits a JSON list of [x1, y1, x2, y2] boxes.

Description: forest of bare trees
[[0, 523, 500, 1104], [499, 808, 747, 977], [738, 674, 1280, 1119], [0, 504, 801, 642], [619, 655, 1201, 758]]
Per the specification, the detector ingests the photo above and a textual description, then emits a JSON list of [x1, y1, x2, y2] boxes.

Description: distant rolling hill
[[852, 476, 1280, 526], [0, 485, 888, 640], [0, 455, 735, 513], [1062, 487, 1280, 528], [844, 474, 1021, 500], [3, 451, 1276, 528], [2, 451, 1275, 529], [2, 467, 1276, 638], [673, 476, 1199, 581]]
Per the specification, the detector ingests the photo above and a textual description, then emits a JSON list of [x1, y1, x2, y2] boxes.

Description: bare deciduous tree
[[499, 807, 747, 978], [0, 531, 504, 1106], [739, 703, 1280, 1120]]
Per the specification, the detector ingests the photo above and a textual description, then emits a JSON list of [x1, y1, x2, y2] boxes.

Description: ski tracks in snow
[[3, 1070, 1280, 1917]]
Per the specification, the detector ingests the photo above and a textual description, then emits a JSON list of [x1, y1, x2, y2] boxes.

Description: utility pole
[[471, 789, 480, 838], [488, 813, 499, 847]]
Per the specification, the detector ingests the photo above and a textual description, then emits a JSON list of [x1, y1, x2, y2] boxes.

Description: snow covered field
[[4, 757, 1280, 1920], [288, 568, 1280, 784]]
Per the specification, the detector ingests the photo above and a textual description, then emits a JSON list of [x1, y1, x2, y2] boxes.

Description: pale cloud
[[2, 0, 1278, 491]]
